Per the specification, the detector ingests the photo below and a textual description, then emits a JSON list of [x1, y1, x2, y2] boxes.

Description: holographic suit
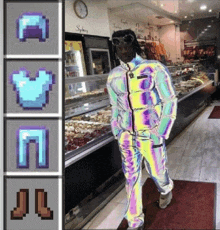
[[107, 54, 177, 228]]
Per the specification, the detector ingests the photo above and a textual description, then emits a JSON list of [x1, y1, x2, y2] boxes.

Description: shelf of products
[[65, 74, 109, 119], [182, 40, 216, 62], [138, 38, 170, 64], [65, 40, 87, 78], [65, 107, 113, 166], [65, 64, 214, 168], [168, 63, 211, 99]]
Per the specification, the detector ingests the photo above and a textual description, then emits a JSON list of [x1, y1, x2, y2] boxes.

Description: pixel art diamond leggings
[[118, 131, 174, 228]]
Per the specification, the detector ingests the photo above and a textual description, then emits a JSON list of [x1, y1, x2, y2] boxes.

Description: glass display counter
[[65, 64, 215, 168], [64, 64, 216, 230]]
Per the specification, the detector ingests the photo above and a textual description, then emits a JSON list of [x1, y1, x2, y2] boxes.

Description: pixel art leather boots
[[11, 189, 53, 220]]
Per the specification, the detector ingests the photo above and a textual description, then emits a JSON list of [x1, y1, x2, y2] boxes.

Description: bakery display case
[[65, 74, 114, 168], [65, 74, 109, 119], [166, 62, 216, 144], [65, 107, 112, 153], [65, 63, 215, 167], [65, 63, 216, 229], [167, 63, 214, 102]]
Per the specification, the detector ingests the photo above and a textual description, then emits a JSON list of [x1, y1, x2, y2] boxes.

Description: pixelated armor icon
[[9, 67, 55, 109], [11, 188, 53, 220], [16, 126, 49, 168], [16, 12, 49, 42]]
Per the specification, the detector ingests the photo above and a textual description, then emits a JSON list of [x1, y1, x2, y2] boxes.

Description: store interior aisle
[[82, 101, 220, 230]]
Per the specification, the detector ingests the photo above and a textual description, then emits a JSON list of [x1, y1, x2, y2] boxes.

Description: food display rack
[[65, 74, 109, 119], [65, 64, 215, 167], [65, 64, 216, 229]]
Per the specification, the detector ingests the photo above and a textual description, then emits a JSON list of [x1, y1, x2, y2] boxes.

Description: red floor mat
[[117, 178, 216, 230], [208, 106, 220, 118]]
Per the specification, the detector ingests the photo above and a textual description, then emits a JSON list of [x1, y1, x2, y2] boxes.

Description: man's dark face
[[113, 35, 136, 63], [116, 43, 135, 63]]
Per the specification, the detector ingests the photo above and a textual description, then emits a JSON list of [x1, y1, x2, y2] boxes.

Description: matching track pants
[[118, 131, 174, 228]]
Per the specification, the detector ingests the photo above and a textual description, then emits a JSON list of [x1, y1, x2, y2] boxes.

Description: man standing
[[107, 29, 177, 230]]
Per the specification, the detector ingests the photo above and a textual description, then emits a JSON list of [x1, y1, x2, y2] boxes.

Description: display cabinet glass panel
[[89, 48, 111, 75]]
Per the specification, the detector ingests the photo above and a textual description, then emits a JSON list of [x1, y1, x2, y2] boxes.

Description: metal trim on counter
[[178, 80, 213, 103], [65, 74, 108, 84], [172, 73, 193, 78], [65, 98, 110, 119], [65, 95, 109, 110], [65, 133, 114, 168]]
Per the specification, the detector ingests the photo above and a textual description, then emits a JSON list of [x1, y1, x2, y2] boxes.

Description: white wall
[[159, 24, 182, 63], [175, 25, 183, 62], [65, 0, 111, 37], [108, 10, 159, 40], [66, 0, 182, 63]]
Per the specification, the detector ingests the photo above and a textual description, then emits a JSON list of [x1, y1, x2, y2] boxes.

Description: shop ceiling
[[107, 0, 220, 26]]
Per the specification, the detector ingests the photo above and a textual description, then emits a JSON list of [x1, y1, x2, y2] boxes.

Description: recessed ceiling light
[[208, 25, 211, 27], [200, 5, 207, 10], [205, 28, 208, 31], [170, 21, 173, 23], [209, 9, 212, 12], [161, 4, 164, 7], [184, 16, 187, 18]]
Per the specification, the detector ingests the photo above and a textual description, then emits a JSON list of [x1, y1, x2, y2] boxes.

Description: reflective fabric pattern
[[106, 55, 177, 140], [118, 131, 173, 228], [106, 55, 176, 228]]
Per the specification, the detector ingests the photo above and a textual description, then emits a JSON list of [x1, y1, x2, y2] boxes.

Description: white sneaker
[[159, 191, 172, 209], [127, 223, 144, 230]]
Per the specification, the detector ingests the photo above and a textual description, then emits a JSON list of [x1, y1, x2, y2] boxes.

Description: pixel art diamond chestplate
[[16, 126, 49, 169], [10, 68, 55, 109], [16, 12, 49, 42]]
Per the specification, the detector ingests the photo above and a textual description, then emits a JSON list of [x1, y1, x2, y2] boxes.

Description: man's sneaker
[[159, 191, 172, 209], [127, 223, 144, 230]]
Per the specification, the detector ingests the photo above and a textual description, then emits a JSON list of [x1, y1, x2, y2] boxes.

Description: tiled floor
[[83, 101, 220, 229]]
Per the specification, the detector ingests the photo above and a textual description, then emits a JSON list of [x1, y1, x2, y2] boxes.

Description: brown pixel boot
[[35, 189, 53, 219], [11, 189, 29, 220]]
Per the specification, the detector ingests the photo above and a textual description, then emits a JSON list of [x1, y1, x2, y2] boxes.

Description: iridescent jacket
[[106, 54, 177, 140]]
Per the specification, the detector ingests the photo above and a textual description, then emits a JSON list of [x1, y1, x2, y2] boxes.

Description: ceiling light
[[161, 4, 164, 7], [189, 21, 191, 23], [208, 25, 211, 27], [200, 5, 207, 10], [170, 20, 173, 23], [209, 9, 212, 12], [184, 16, 187, 18], [175, 11, 177, 13], [205, 28, 208, 31]]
